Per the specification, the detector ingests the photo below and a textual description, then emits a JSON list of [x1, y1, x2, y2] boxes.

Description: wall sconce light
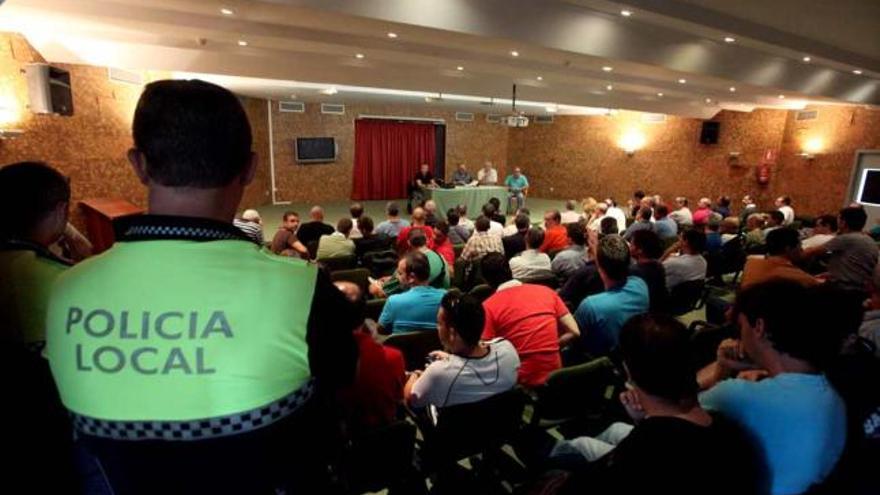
[[619, 129, 646, 157], [799, 137, 824, 160]]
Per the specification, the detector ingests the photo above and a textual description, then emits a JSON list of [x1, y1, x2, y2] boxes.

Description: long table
[[426, 185, 509, 217]]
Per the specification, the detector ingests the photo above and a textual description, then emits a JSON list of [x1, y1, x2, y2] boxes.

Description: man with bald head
[[505, 167, 529, 212], [478, 161, 498, 185], [396, 206, 435, 253], [296, 205, 335, 252]]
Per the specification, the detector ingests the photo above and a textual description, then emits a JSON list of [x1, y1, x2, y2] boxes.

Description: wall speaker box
[[700, 121, 720, 144], [25, 63, 74, 116]]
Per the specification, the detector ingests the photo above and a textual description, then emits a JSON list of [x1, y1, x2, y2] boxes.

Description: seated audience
[[539, 210, 571, 253], [741, 228, 818, 289], [487, 197, 507, 225], [0, 161, 72, 347], [552, 222, 588, 281], [483, 203, 505, 236], [653, 204, 678, 240], [348, 202, 365, 239], [744, 213, 766, 251], [405, 291, 520, 409], [396, 207, 435, 253], [375, 201, 410, 238], [456, 204, 475, 232], [432, 221, 456, 267], [575, 235, 649, 357], [740, 195, 759, 226], [692, 198, 712, 227], [353, 216, 390, 260], [704, 218, 723, 254], [561, 200, 582, 224], [553, 313, 762, 495], [503, 207, 530, 236], [763, 210, 785, 235], [670, 196, 693, 227], [502, 213, 530, 259], [371, 230, 450, 298], [600, 216, 619, 236], [316, 218, 356, 259], [662, 229, 708, 290], [510, 228, 554, 281], [378, 251, 447, 334], [605, 199, 627, 233], [623, 207, 655, 241], [270, 210, 308, 258], [714, 195, 732, 218], [481, 253, 580, 387], [776, 195, 795, 226], [629, 230, 670, 313], [629, 190, 646, 218], [445, 209, 471, 245], [296, 205, 335, 248], [234, 208, 264, 244], [698, 281, 846, 495], [804, 206, 878, 294], [423, 199, 440, 228], [460, 216, 504, 262], [801, 214, 837, 250], [334, 281, 406, 429], [587, 202, 608, 231], [720, 217, 739, 244]]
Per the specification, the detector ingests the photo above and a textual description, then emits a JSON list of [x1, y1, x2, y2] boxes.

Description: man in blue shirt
[[505, 167, 529, 212], [653, 204, 678, 240], [697, 280, 846, 495], [575, 235, 649, 357], [378, 251, 446, 334]]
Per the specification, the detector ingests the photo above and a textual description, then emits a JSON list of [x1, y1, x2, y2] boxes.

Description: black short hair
[[620, 313, 697, 402], [358, 215, 374, 234], [566, 222, 586, 246], [718, 196, 731, 207], [441, 290, 486, 347], [482, 203, 497, 217], [655, 204, 669, 217], [0, 161, 70, 239], [765, 228, 800, 255], [337, 218, 353, 236], [132, 79, 252, 187], [403, 250, 431, 281], [526, 227, 545, 249], [600, 216, 619, 235], [840, 206, 867, 231], [489, 197, 501, 209], [634, 190, 645, 200], [768, 210, 785, 225], [435, 220, 450, 236], [631, 229, 663, 259], [282, 211, 299, 222], [457, 204, 468, 215], [408, 228, 427, 248], [682, 229, 707, 253], [350, 203, 364, 218], [597, 235, 631, 281], [518, 207, 531, 217], [779, 196, 792, 206], [547, 210, 562, 223], [638, 207, 652, 221], [515, 214, 530, 231], [481, 252, 513, 288], [387, 202, 400, 216], [734, 281, 846, 369], [816, 214, 838, 232], [446, 209, 460, 226], [475, 216, 491, 232]]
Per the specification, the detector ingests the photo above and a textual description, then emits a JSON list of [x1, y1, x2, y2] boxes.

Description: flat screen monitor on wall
[[857, 169, 880, 206], [295, 137, 337, 164]]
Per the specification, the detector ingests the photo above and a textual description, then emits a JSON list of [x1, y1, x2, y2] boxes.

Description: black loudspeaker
[[700, 121, 720, 144], [25, 63, 74, 116]]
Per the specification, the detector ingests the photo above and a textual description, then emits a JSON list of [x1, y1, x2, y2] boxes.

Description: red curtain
[[352, 119, 436, 200]]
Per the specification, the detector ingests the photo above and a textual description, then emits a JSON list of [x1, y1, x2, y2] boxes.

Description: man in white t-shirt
[[477, 161, 499, 185], [776, 196, 795, 226], [801, 214, 837, 250], [561, 200, 582, 224], [605, 198, 627, 233]]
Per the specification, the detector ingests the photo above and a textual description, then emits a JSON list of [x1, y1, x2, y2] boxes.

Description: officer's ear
[[127, 148, 150, 185], [240, 152, 258, 186]]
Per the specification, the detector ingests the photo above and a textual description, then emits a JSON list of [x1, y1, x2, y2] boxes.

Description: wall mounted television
[[295, 137, 337, 164]]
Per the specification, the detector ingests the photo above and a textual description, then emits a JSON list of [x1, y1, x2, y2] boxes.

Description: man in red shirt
[[479, 253, 580, 387], [539, 209, 571, 253], [397, 207, 435, 253]]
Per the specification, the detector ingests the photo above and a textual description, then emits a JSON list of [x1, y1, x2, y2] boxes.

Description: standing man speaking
[[46, 80, 358, 493]]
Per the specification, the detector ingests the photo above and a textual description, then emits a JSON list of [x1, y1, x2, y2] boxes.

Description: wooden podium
[[79, 199, 145, 254]]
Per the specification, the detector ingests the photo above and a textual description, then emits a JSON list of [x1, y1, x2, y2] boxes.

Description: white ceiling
[[0, 0, 877, 118]]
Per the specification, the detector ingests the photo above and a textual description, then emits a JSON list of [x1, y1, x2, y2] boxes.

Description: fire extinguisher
[[756, 162, 770, 185]]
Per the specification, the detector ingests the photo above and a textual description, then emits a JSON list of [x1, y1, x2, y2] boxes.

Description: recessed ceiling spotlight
[[620, 10, 632, 17], [853, 69, 863, 75], [387, 32, 398, 39], [705, 98, 712, 103], [220, 8, 234, 15], [510, 50, 519, 57], [606, 84, 614, 91], [678, 78, 686, 84], [729, 87, 736, 92], [778, 94, 786, 99], [802, 56, 811, 63], [602, 66, 613, 72], [656, 92, 664, 97], [237, 40, 248, 46], [536, 76, 543, 81], [355, 53, 365, 59], [724, 36, 736, 43]]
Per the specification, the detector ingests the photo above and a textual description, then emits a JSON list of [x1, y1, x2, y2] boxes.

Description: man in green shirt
[[46, 79, 358, 493], [505, 167, 530, 212], [316, 218, 355, 259], [0, 162, 72, 350]]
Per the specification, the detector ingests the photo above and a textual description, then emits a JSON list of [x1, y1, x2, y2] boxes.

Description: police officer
[[46, 80, 358, 493]]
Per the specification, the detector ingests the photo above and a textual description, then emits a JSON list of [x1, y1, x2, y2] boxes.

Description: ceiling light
[[387, 32, 398, 39], [536, 76, 543, 81], [678, 78, 686, 84], [545, 106, 558, 113], [220, 8, 234, 15], [621, 10, 632, 17], [355, 53, 365, 59], [424, 97, 433, 103], [724, 36, 736, 43], [606, 84, 614, 91], [656, 92, 663, 97], [602, 66, 613, 72], [237, 40, 248, 47], [510, 50, 519, 57], [321, 87, 338, 95], [290, 94, 297, 99], [802, 56, 811, 63], [705, 98, 712, 103], [853, 69, 863, 75], [729, 87, 736, 92], [456, 66, 464, 71], [778, 94, 786, 99]]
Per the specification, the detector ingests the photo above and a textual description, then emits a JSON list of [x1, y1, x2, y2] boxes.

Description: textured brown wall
[[508, 106, 880, 216], [267, 103, 509, 205], [0, 33, 271, 228]]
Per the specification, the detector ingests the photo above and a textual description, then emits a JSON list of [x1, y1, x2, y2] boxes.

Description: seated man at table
[[378, 251, 447, 334], [477, 161, 498, 185], [505, 167, 529, 212], [451, 162, 475, 186]]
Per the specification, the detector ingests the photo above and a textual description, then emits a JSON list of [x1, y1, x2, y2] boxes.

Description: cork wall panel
[[239, 97, 272, 209], [266, 102, 509, 206]]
